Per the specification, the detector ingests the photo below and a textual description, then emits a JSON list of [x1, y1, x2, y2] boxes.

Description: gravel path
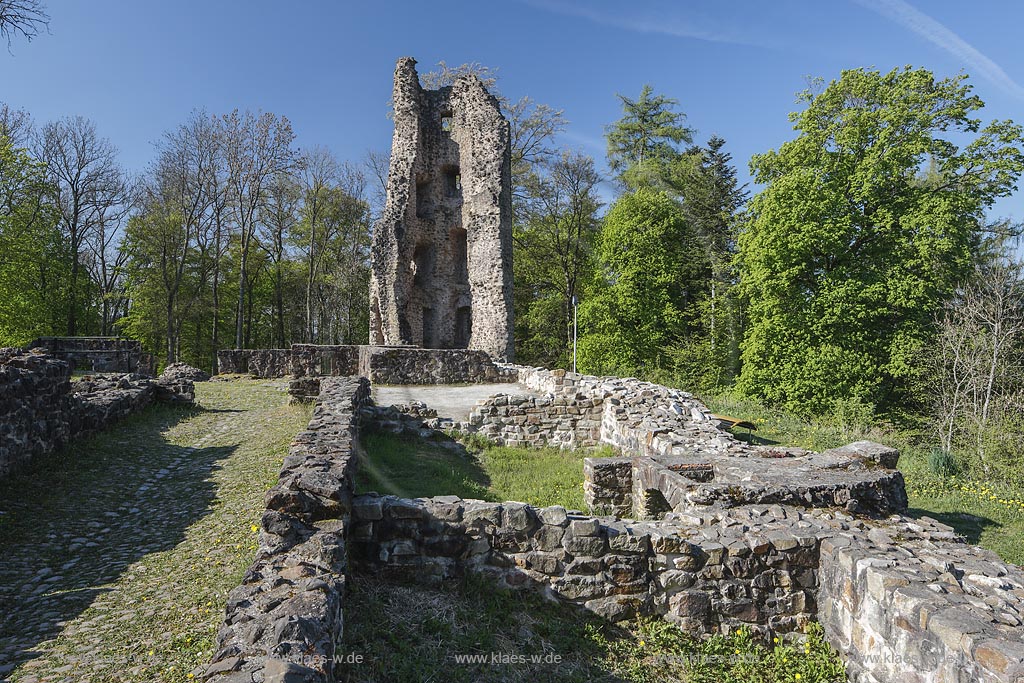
[[0, 380, 310, 682]]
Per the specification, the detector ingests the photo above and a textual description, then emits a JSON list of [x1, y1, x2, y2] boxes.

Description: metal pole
[[572, 296, 578, 374]]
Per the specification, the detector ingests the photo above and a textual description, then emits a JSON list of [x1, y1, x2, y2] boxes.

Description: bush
[[927, 448, 959, 478], [828, 396, 875, 435]]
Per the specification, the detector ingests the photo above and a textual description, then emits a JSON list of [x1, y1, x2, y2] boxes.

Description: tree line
[[0, 105, 374, 369], [4, 63, 1024, 484]]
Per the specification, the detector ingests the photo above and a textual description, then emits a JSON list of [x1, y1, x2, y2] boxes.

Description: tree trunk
[[236, 243, 247, 349]]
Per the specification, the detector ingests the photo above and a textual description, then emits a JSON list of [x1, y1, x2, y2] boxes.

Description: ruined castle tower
[[369, 57, 514, 361]]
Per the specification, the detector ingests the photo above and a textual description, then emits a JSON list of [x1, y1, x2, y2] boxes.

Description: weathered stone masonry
[[206, 377, 369, 682], [465, 366, 907, 519], [370, 57, 514, 361], [0, 348, 195, 479], [206, 364, 1024, 683]]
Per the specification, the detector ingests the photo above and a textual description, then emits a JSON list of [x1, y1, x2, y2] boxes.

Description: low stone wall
[[510, 366, 747, 458], [206, 377, 370, 682], [0, 350, 195, 479], [29, 336, 143, 373], [481, 367, 907, 518], [71, 374, 156, 437], [349, 496, 819, 632], [223, 345, 516, 387], [247, 349, 291, 379], [817, 526, 1024, 682], [468, 393, 603, 448], [360, 346, 516, 385], [349, 494, 1024, 681], [291, 344, 359, 378], [216, 349, 250, 375], [0, 349, 73, 477]]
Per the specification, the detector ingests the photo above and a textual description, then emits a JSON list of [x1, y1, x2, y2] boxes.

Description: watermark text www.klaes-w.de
[[450, 652, 564, 665]]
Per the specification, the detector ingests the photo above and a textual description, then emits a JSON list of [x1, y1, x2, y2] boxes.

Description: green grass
[[356, 432, 602, 511], [342, 573, 845, 683], [702, 390, 1024, 565], [0, 380, 311, 681]]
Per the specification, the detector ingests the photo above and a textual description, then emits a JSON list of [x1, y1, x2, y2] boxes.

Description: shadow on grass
[[905, 506, 999, 545], [0, 402, 237, 674], [356, 430, 495, 502], [731, 431, 781, 446], [341, 572, 631, 683]]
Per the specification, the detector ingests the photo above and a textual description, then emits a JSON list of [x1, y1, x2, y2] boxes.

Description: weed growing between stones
[[342, 573, 846, 682]]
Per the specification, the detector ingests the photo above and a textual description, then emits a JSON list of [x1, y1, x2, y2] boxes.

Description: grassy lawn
[[702, 391, 1024, 565], [343, 573, 845, 683], [356, 431, 602, 511]]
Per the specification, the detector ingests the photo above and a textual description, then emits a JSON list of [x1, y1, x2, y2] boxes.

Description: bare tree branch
[[0, 0, 49, 47]]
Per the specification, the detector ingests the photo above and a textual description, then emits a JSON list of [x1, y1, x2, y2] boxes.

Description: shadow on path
[[0, 403, 237, 676]]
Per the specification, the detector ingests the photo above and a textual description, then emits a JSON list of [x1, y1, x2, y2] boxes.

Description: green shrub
[[927, 448, 959, 478]]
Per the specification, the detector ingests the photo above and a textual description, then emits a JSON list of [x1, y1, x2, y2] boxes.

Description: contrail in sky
[[519, 0, 773, 48], [855, 0, 1024, 99]]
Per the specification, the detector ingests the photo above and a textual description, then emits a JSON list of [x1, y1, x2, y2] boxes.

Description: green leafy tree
[[666, 135, 748, 386], [514, 150, 602, 367], [0, 133, 67, 344], [737, 67, 1024, 416], [578, 188, 709, 375], [605, 85, 693, 189]]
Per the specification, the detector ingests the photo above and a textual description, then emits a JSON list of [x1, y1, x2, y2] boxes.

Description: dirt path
[[0, 380, 310, 682]]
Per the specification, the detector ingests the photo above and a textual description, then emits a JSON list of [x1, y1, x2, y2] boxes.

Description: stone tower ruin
[[369, 57, 514, 361]]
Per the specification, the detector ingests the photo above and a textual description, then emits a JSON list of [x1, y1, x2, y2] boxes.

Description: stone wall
[[349, 496, 820, 632], [362, 347, 515, 385], [290, 344, 359, 378], [247, 349, 291, 379], [0, 350, 195, 479], [0, 349, 73, 477], [206, 377, 370, 682], [348, 494, 1024, 681], [468, 392, 604, 448], [29, 336, 144, 373], [222, 345, 516, 388], [481, 366, 907, 518], [216, 349, 250, 375], [817, 527, 1024, 682]]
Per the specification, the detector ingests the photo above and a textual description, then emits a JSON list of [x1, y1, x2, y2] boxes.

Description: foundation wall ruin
[[204, 368, 1024, 683], [29, 336, 145, 373], [0, 349, 195, 479]]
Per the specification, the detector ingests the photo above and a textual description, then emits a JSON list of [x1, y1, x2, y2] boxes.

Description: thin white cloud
[[559, 130, 606, 155], [855, 0, 1024, 100], [519, 0, 774, 48]]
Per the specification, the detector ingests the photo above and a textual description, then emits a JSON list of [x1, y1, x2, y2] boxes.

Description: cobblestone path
[[0, 380, 310, 682]]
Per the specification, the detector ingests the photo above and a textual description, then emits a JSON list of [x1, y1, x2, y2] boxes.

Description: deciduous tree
[[737, 67, 1024, 415]]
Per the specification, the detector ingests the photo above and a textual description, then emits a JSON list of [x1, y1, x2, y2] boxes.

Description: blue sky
[[3, 0, 1024, 219]]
